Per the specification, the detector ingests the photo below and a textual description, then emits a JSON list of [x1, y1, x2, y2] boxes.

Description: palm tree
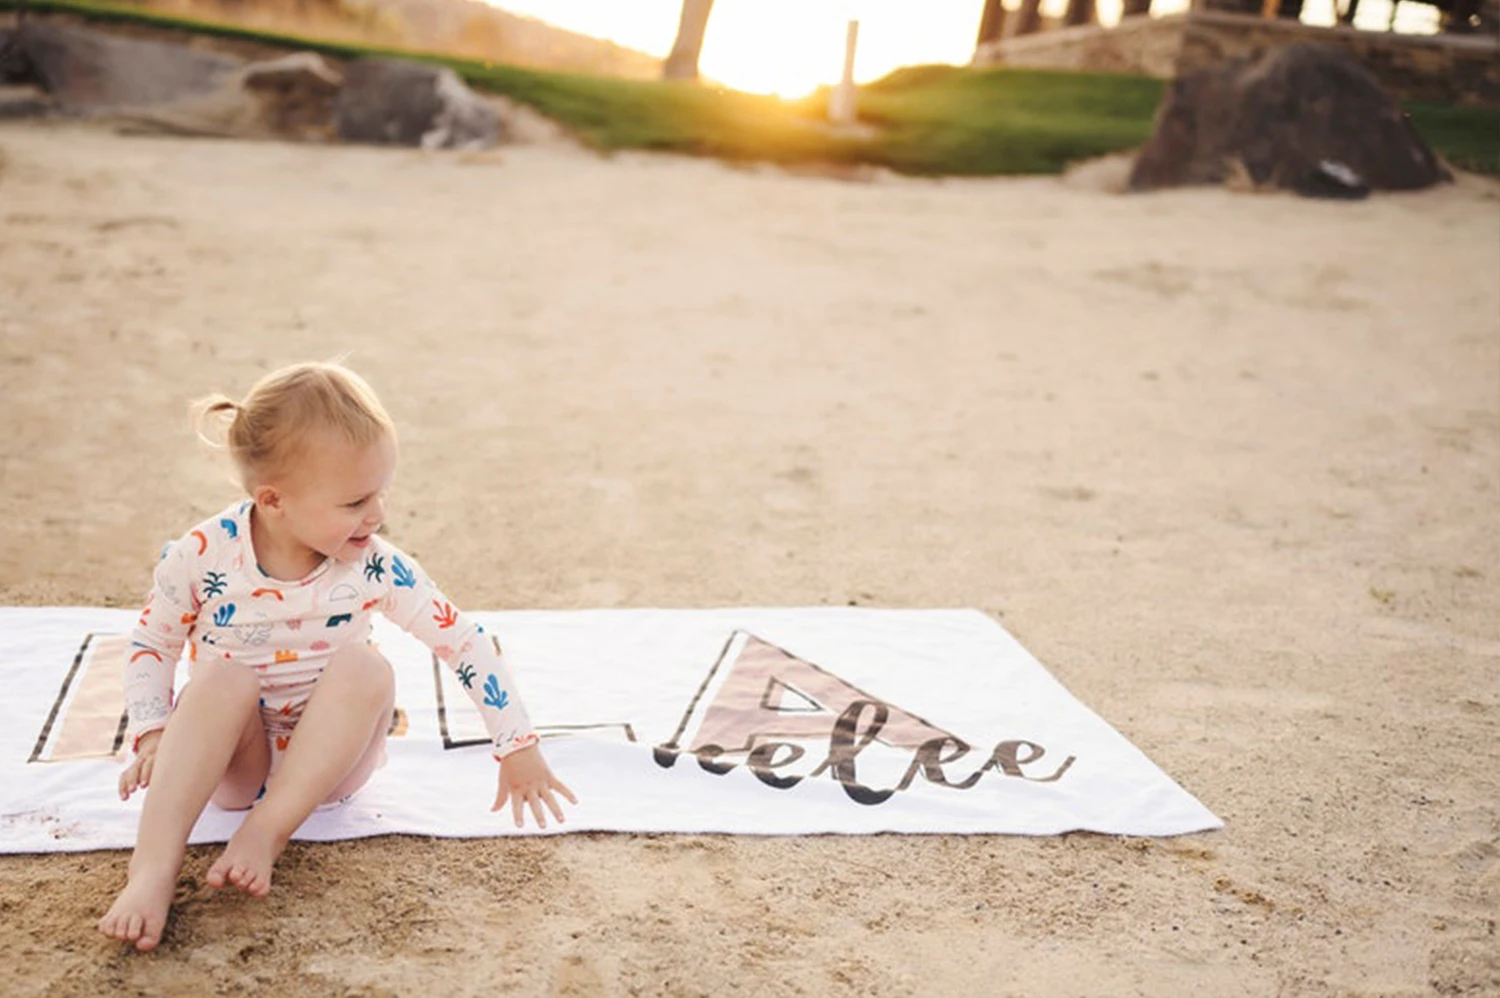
[[976, 0, 1008, 45], [1063, 0, 1100, 26], [663, 0, 715, 80], [1012, 0, 1045, 35]]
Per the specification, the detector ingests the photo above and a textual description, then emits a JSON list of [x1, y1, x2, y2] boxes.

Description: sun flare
[[486, 0, 1440, 96]]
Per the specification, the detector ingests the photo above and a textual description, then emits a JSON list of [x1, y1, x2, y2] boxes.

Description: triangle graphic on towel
[[760, 677, 823, 713], [682, 634, 957, 755]]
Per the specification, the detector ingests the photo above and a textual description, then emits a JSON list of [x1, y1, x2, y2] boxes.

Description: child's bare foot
[[98, 864, 177, 951], [206, 816, 286, 898]]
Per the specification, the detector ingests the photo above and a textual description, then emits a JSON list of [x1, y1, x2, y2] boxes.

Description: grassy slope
[[3, 0, 1496, 176]]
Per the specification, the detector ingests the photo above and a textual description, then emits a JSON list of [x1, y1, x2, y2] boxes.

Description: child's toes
[[135, 917, 164, 952], [119, 913, 141, 943]]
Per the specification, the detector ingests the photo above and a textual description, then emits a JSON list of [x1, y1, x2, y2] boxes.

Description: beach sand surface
[[0, 122, 1497, 997]]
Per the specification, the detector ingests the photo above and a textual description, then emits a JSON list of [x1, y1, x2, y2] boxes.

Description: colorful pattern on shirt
[[125, 500, 536, 760]]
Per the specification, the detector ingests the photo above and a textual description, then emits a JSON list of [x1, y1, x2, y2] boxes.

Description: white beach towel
[[1, 607, 1221, 852]]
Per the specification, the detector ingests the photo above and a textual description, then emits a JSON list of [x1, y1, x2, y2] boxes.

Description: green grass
[[1404, 102, 1500, 176], [4, 0, 1497, 177]]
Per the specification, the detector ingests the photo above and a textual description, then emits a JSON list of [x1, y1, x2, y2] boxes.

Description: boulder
[[0, 84, 52, 119], [1129, 43, 1449, 197], [1, 29, 29, 84], [3, 21, 503, 150], [6, 21, 240, 109], [240, 52, 344, 139], [118, 52, 343, 141], [334, 58, 500, 149]]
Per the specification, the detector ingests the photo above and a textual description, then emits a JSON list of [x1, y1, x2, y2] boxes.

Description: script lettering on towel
[[653, 632, 1075, 805]]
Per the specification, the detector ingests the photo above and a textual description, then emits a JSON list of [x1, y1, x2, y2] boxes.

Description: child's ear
[[253, 484, 283, 516]]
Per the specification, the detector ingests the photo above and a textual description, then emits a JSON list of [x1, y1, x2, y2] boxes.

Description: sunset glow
[[489, 0, 1439, 97]]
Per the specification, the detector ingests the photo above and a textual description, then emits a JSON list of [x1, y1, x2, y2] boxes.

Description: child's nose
[[365, 496, 385, 526]]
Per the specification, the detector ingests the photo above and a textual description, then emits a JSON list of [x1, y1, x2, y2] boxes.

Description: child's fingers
[[528, 793, 547, 830], [541, 789, 567, 825], [119, 761, 143, 799], [139, 756, 155, 789], [551, 778, 579, 806], [511, 790, 525, 828]]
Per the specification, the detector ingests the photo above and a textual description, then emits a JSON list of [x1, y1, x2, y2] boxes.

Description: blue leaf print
[[220, 517, 239, 539], [213, 603, 236, 626], [482, 675, 509, 712], [202, 571, 228, 598], [326, 613, 352, 627], [391, 556, 417, 589], [456, 663, 476, 689]]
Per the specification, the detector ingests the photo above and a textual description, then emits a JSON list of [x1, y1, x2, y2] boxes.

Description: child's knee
[[178, 661, 260, 710], [326, 644, 394, 698]]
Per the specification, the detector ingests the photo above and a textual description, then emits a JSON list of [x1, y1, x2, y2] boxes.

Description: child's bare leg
[[208, 646, 393, 898], [99, 661, 262, 951]]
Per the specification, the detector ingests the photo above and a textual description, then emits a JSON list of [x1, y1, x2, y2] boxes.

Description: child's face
[[274, 432, 397, 565]]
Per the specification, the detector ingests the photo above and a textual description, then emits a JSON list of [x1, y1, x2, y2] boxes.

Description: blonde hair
[[194, 361, 395, 488]]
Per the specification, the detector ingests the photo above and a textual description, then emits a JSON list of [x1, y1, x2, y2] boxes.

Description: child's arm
[[375, 545, 576, 826], [123, 541, 197, 755]]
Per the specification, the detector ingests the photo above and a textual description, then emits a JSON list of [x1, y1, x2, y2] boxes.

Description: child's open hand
[[492, 744, 577, 829], [119, 730, 163, 801]]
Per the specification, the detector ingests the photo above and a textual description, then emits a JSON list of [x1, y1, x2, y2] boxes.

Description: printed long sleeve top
[[124, 500, 538, 761]]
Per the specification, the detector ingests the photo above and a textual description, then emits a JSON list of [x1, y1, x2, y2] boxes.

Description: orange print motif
[[274, 650, 299, 664], [362, 599, 380, 611], [276, 735, 290, 751], [190, 530, 208, 554], [252, 588, 285, 601], [130, 648, 162, 664], [189, 640, 198, 662], [432, 600, 458, 630], [180, 612, 197, 626]]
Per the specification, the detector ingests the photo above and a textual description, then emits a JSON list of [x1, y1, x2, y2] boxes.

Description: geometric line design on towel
[[31, 633, 408, 765], [428, 649, 636, 750], [30, 633, 129, 764]]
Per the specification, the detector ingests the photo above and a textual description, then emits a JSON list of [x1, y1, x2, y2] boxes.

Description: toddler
[[98, 361, 574, 952]]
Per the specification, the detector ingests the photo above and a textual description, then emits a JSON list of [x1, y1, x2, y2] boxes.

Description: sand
[[0, 120, 1496, 997]]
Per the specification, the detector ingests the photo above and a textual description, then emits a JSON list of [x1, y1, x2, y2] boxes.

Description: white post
[[829, 19, 859, 126]]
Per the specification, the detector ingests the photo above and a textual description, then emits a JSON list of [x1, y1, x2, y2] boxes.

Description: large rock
[[5, 21, 239, 109], [1129, 43, 1449, 197], [3, 20, 504, 149], [121, 53, 344, 141], [334, 58, 500, 149]]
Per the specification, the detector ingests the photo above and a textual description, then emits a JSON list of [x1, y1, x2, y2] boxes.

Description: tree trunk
[[1121, 0, 1152, 15], [1013, 0, 1045, 36], [1063, 0, 1099, 27], [976, 0, 1008, 45], [1336, 0, 1361, 23], [663, 0, 714, 81]]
